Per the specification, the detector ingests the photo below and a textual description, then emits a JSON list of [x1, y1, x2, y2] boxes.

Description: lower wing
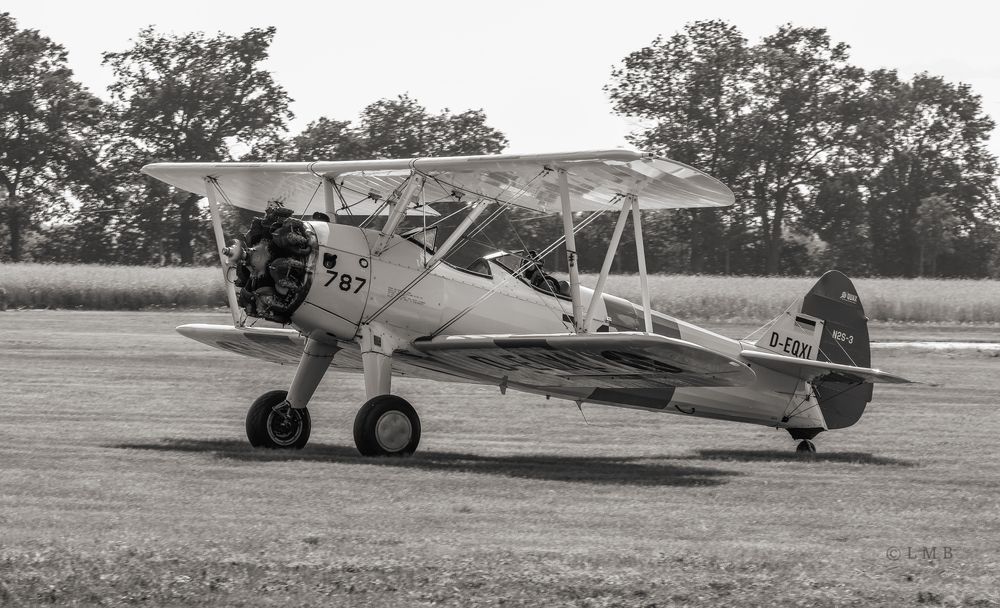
[[412, 332, 756, 389], [176, 324, 305, 365], [174, 324, 474, 384]]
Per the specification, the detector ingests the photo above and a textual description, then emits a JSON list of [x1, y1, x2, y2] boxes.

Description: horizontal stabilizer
[[740, 350, 912, 384]]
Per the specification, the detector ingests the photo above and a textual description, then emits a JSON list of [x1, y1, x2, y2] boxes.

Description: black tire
[[246, 390, 311, 449], [796, 439, 816, 454], [353, 395, 420, 457]]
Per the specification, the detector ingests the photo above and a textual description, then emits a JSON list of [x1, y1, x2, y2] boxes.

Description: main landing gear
[[353, 394, 421, 456], [795, 440, 816, 454], [244, 325, 421, 457], [246, 389, 311, 449]]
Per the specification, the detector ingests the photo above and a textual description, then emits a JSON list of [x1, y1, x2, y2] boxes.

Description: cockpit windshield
[[483, 250, 571, 298]]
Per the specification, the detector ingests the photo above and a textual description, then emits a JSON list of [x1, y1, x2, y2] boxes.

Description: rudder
[[802, 271, 873, 429], [801, 270, 870, 368]]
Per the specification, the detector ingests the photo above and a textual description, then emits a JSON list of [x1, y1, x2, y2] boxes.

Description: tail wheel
[[353, 395, 420, 457], [246, 389, 311, 449], [795, 439, 816, 454]]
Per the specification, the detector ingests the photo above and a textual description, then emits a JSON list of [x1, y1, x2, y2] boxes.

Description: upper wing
[[412, 332, 756, 389], [740, 350, 912, 384], [141, 149, 734, 214]]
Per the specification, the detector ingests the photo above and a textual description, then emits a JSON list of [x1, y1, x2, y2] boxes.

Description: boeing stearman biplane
[[142, 150, 910, 456]]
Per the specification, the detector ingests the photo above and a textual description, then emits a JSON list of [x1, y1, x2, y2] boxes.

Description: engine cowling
[[230, 210, 374, 343], [289, 222, 373, 341]]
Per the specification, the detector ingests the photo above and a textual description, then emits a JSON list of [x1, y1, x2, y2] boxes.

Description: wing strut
[[364, 200, 494, 325], [373, 173, 422, 255], [558, 169, 585, 332], [557, 179, 652, 334], [322, 178, 338, 223], [204, 178, 242, 326], [583, 195, 632, 330], [425, 200, 490, 267], [631, 194, 653, 333]]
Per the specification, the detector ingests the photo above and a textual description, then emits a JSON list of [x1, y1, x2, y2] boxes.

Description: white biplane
[[142, 150, 910, 456]]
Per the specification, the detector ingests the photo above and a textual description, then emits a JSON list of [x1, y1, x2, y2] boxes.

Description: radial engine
[[225, 205, 317, 324]]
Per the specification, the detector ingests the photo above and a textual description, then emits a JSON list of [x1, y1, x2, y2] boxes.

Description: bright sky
[[7, 0, 1000, 163]]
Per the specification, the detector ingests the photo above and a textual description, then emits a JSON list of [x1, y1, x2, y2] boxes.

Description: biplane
[[142, 150, 910, 456]]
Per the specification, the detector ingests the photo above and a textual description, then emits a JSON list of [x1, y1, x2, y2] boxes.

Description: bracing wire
[[362, 168, 554, 322], [363, 200, 508, 324], [298, 181, 323, 220], [430, 207, 609, 337]]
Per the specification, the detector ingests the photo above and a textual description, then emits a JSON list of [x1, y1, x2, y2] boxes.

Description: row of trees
[[0, 14, 507, 266], [1, 13, 998, 276], [605, 20, 999, 277]]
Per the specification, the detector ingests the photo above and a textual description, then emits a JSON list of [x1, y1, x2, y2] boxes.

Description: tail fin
[[753, 271, 873, 429]]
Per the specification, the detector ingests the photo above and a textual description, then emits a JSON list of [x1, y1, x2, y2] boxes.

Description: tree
[[607, 20, 752, 273], [914, 195, 959, 276], [801, 174, 870, 274], [268, 94, 509, 161], [103, 26, 292, 264], [607, 21, 1000, 277], [351, 94, 509, 261], [242, 93, 511, 262], [864, 71, 998, 276], [356, 94, 508, 158], [286, 117, 366, 161], [0, 12, 102, 261], [608, 22, 868, 275], [248, 94, 508, 165], [743, 25, 866, 274]]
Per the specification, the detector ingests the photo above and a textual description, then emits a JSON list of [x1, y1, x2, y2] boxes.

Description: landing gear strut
[[243, 324, 422, 457], [350, 323, 421, 457], [246, 338, 335, 451]]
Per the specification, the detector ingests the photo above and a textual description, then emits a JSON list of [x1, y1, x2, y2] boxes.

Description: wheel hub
[[374, 410, 412, 452], [267, 405, 303, 446]]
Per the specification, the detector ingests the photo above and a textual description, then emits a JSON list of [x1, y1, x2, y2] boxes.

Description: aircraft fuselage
[[286, 222, 825, 431]]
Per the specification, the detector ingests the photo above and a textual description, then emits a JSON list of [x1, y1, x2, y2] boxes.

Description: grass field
[[0, 311, 998, 606], [2, 263, 1000, 323]]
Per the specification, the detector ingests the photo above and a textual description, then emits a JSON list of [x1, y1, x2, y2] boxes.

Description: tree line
[[606, 20, 999, 277], [0, 13, 997, 276]]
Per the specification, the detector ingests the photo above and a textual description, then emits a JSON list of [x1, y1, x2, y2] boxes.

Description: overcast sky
[[7, 1, 1000, 163]]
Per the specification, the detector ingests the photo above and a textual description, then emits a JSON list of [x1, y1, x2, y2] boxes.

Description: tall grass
[[592, 274, 1000, 324], [1, 263, 998, 322], [0, 263, 222, 310]]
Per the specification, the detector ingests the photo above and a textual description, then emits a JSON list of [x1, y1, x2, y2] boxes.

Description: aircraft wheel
[[353, 395, 420, 457], [246, 390, 311, 449], [795, 439, 816, 454]]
